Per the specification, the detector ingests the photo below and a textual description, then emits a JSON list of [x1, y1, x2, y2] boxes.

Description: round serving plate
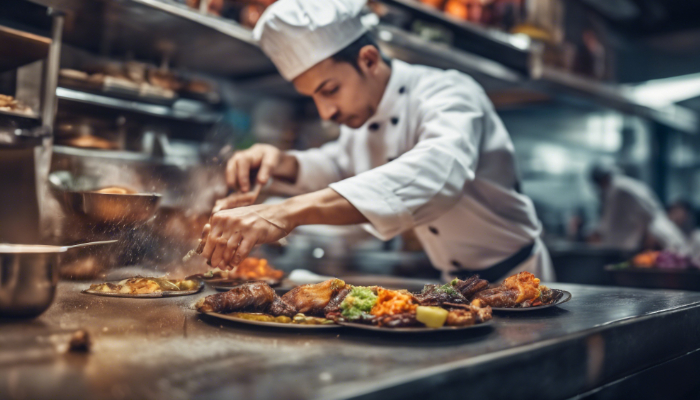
[[337, 319, 494, 333], [82, 280, 203, 298], [490, 289, 572, 312], [201, 311, 341, 329]]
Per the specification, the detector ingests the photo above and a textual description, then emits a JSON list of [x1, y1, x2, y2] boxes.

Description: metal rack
[[56, 87, 221, 123], [29, 0, 274, 78], [0, 10, 63, 130]]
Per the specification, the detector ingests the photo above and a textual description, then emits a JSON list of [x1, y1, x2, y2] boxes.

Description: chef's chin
[[342, 116, 366, 129]]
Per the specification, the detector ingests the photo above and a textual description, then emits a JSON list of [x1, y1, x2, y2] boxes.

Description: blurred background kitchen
[[3, 0, 700, 288]]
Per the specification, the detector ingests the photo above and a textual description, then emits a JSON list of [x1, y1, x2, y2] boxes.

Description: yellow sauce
[[231, 313, 335, 325]]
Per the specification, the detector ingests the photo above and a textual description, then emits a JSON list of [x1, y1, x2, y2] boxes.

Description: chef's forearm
[[282, 188, 368, 229], [271, 153, 300, 183]]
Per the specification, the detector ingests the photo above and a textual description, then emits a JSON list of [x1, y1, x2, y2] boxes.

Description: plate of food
[[187, 257, 286, 288], [469, 272, 572, 311], [83, 276, 203, 298], [194, 274, 495, 332]]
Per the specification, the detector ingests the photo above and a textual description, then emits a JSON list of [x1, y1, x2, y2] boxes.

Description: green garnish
[[340, 287, 377, 320]]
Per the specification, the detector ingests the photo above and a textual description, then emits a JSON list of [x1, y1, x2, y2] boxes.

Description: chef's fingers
[[195, 224, 211, 254], [257, 151, 277, 185], [210, 236, 228, 270], [231, 237, 257, 266], [221, 232, 242, 269], [225, 156, 238, 189], [200, 223, 222, 260], [236, 157, 251, 193]]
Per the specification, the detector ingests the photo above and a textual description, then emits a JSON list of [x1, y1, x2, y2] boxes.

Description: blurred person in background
[[201, 0, 555, 283], [667, 199, 697, 238], [588, 163, 687, 254]]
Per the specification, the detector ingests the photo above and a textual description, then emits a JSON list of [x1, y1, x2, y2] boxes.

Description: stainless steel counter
[[2, 281, 700, 400]]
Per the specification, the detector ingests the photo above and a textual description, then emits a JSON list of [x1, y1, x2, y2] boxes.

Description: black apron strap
[[450, 241, 536, 283]]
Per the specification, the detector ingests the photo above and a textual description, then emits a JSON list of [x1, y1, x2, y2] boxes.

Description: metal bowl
[[61, 188, 162, 225], [0, 244, 65, 318], [49, 171, 162, 225]]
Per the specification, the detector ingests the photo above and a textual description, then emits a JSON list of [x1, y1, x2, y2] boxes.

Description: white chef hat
[[253, 0, 368, 81]]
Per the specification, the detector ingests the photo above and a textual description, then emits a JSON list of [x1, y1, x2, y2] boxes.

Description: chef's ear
[[357, 45, 381, 75]]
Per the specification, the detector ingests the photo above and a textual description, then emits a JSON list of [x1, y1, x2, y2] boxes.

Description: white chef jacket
[[597, 175, 687, 253], [275, 59, 554, 282]]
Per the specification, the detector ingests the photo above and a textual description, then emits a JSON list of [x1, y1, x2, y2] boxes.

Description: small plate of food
[[83, 276, 203, 298], [195, 279, 346, 329], [188, 257, 286, 288], [469, 272, 572, 311]]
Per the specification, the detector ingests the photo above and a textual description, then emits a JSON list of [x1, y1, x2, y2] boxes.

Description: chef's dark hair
[[331, 32, 389, 73]]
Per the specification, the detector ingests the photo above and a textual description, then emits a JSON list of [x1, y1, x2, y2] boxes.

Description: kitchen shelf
[[29, 0, 275, 78], [378, 0, 698, 133], [56, 87, 221, 123], [0, 24, 51, 72], [380, 0, 535, 74]]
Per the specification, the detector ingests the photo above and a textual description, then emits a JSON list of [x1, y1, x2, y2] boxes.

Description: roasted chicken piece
[[195, 279, 347, 317], [195, 281, 276, 313], [279, 279, 346, 315], [472, 272, 544, 308]]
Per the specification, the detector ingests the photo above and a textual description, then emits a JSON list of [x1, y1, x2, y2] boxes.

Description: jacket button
[[369, 122, 381, 131], [391, 117, 399, 125], [399, 86, 406, 94], [451, 260, 462, 268], [429, 226, 438, 235]]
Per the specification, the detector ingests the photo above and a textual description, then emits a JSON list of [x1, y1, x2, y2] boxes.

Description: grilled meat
[[323, 286, 352, 316], [268, 296, 297, 317], [280, 279, 346, 315], [443, 299, 492, 326], [195, 279, 347, 317], [472, 272, 545, 308], [195, 281, 276, 313], [415, 275, 489, 307], [454, 275, 489, 298]]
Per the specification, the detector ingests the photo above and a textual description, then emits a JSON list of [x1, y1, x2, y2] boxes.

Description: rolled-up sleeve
[[330, 79, 484, 240]]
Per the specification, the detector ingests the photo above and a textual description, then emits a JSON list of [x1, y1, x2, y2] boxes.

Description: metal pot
[[0, 244, 65, 318]]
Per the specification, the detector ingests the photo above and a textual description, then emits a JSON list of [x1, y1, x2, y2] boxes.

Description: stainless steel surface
[[490, 289, 572, 312], [40, 12, 63, 130], [0, 24, 50, 72], [0, 244, 64, 317], [1, 281, 700, 399], [61, 239, 118, 250]]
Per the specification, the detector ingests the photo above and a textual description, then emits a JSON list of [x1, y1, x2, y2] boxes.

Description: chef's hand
[[201, 204, 291, 269], [226, 144, 300, 192], [212, 191, 259, 213], [226, 144, 281, 192]]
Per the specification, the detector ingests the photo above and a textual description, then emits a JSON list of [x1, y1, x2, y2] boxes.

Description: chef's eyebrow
[[314, 79, 332, 94]]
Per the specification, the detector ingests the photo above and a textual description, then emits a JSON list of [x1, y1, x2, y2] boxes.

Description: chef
[[201, 0, 555, 283], [588, 163, 687, 253]]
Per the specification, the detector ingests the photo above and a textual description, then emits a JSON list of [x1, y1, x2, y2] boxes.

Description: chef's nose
[[315, 99, 339, 121]]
